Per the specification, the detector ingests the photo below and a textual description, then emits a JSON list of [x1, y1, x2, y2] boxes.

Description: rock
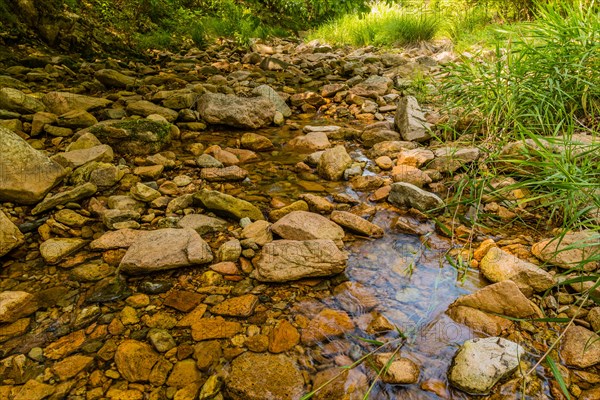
[[252, 84, 292, 117], [200, 165, 248, 182], [351, 75, 392, 98], [269, 200, 309, 221], [226, 352, 305, 400], [397, 148, 435, 167], [88, 119, 172, 156], [95, 69, 136, 88], [57, 109, 98, 129], [254, 239, 347, 282], [90, 229, 146, 250], [241, 220, 272, 246], [289, 91, 325, 107], [451, 281, 537, 318], [13, 379, 55, 400], [193, 190, 264, 221], [371, 140, 418, 157], [391, 165, 432, 188], [51, 144, 114, 169], [532, 231, 599, 271], [164, 290, 203, 312], [288, 132, 331, 152], [330, 211, 384, 238], [31, 182, 97, 215], [301, 309, 355, 345], [388, 182, 445, 212], [211, 294, 258, 317], [373, 354, 420, 384], [127, 100, 178, 122], [0, 88, 45, 114], [428, 147, 481, 173], [197, 93, 276, 129], [40, 238, 87, 264], [42, 91, 112, 115], [191, 317, 242, 341], [311, 368, 368, 400], [317, 145, 353, 181], [0, 210, 25, 256], [130, 182, 161, 202], [0, 291, 38, 324], [375, 156, 394, 170], [196, 154, 223, 168], [177, 214, 228, 235], [449, 337, 524, 394], [480, 247, 555, 295], [299, 193, 335, 213], [241, 132, 274, 151], [148, 329, 177, 353], [0, 125, 66, 204], [269, 320, 300, 353], [114, 340, 160, 382], [446, 305, 513, 336], [217, 239, 241, 262], [271, 211, 344, 245], [120, 228, 213, 274], [51, 354, 94, 380], [361, 129, 400, 147], [394, 96, 431, 142], [333, 281, 378, 314], [167, 359, 202, 388], [561, 325, 600, 368]]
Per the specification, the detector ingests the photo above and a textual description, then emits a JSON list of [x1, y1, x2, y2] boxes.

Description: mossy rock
[[90, 119, 172, 155]]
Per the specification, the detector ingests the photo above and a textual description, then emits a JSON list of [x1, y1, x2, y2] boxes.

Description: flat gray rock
[[388, 182, 445, 212]]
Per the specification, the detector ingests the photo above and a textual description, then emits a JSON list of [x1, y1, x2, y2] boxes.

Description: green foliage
[[442, 1, 600, 137], [308, 2, 441, 47]]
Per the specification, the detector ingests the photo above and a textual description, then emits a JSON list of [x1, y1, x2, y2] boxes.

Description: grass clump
[[442, 1, 600, 137], [308, 2, 441, 47]]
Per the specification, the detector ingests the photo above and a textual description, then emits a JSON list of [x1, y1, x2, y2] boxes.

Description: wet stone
[[148, 329, 177, 353], [164, 290, 203, 312], [210, 294, 258, 317], [226, 352, 305, 400], [330, 210, 384, 238], [115, 340, 160, 382], [333, 281, 378, 314], [301, 309, 355, 345], [0, 291, 39, 324], [269, 319, 300, 353], [191, 317, 242, 341], [373, 354, 420, 384]]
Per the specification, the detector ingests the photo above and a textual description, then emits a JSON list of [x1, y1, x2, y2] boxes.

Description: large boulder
[[193, 190, 264, 221], [0, 88, 45, 114], [394, 96, 431, 142], [317, 145, 352, 181], [0, 210, 25, 256], [253, 239, 348, 282], [271, 211, 345, 245], [42, 92, 112, 115], [0, 125, 66, 204], [87, 119, 172, 156], [226, 352, 305, 400], [119, 228, 213, 274], [449, 337, 524, 394], [197, 93, 276, 129]]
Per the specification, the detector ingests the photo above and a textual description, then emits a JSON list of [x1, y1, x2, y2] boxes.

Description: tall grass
[[442, 1, 600, 137], [308, 2, 441, 47]]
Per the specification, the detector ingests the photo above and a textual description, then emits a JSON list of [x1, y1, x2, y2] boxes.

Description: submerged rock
[[226, 352, 305, 400], [194, 190, 264, 221], [253, 239, 347, 282], [449, 337, 524, 394], [88, 119, 172, 156]]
